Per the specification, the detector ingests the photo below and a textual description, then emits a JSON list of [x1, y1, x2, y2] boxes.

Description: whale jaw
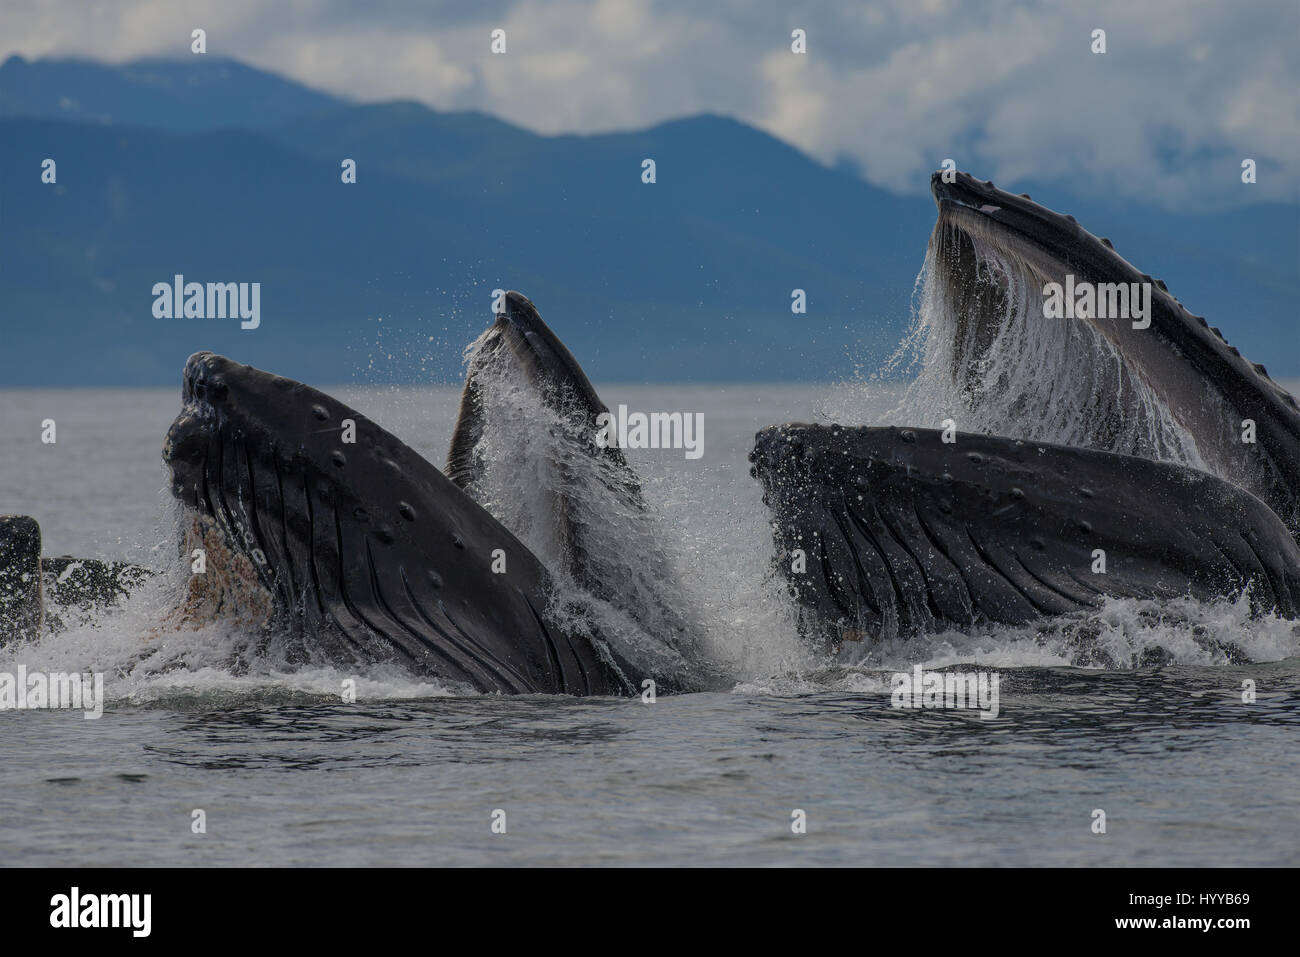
[[751, 423, 1300, 656], [162, 351, 629, 695], [924, 171, 1300, 538]]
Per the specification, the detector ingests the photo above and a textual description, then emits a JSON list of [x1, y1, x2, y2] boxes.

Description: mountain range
[[1, 54, 1295, 386]]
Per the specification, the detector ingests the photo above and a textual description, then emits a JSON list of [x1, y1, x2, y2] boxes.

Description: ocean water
[[0, 381, 1297, 866]]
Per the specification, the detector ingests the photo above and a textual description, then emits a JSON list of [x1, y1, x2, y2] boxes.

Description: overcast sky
[[3, 0, 1296, 206]]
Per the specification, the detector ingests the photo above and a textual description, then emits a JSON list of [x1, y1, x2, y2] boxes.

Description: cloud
[[1, 0, 1295, 206]]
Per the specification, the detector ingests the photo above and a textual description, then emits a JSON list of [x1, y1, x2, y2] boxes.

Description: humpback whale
[[3, 296, 720, 692], [160, 350, 634, 695], [152, 293, 726, 694], [752, 424, 1300, 652], [1, 515, 153, 645], [449, 291, 722, 690], [0, 516, 42, 643], [754, 171, 1300, 657], [3, 177, 1295, 683]]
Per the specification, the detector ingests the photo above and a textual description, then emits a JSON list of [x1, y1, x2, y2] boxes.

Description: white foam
[[0, 561, 463, 705]]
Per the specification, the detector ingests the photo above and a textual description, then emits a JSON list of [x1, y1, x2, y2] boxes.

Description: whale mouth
[[918, 170, 1233, 473], [750, 421, 1300, 659], [162, 352, 296, 636], [162, 351, 614, 693], [163, 351, 328, 601], [929, 171, 1129, 283], [161, 349, 459, 671], [748, 171, 1300, 657], [490, 290, 606, 413], [919, 171, 1300, 535], [926, 171, 1131, 381]]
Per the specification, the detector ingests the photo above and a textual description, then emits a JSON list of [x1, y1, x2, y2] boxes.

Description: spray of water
[[0, 552, 458, 706], [737, 591, 1300, 695], [456, 330, 781, 690]]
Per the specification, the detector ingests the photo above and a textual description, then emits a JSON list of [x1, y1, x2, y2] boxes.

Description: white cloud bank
[[2, 0, 1295, 205]]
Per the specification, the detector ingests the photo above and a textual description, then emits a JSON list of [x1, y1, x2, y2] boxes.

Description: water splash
[[738, 592, 1299, 694], [456, 330, 766, 689], [0, 563, 462, 706]]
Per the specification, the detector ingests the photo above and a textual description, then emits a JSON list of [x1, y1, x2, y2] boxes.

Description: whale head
[[750, 421, 1300, 656], [161, 351, 625, 694], [448, 290, 631, 491], [923, 170, 1300, 537], [446, 293, 724, 691]]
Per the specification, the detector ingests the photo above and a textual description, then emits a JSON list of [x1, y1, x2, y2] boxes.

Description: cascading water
[[862, 221, 1211, 470]]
